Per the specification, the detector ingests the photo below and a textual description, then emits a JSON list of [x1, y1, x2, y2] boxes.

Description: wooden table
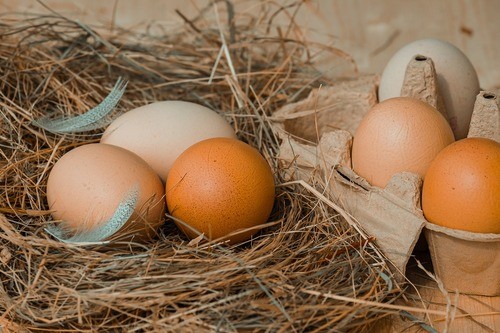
[[373, 252, 500, 332]]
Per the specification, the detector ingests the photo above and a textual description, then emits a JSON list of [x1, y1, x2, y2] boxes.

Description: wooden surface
[[373, 253, 500, 332], [0, 0, 499, 90]]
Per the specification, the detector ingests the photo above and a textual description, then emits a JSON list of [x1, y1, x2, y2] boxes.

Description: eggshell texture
[[166, 138, 275, 244], [47, 143, 165, 240], [352, 97, 455, 188], [101, 101, 236, 182], [378, 38, 480, 140], [422, 138, 500, 233]]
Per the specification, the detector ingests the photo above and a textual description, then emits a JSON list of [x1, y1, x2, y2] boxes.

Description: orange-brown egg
[[165, 138, 275, 244], [422, 137, 500, 233], [47, 143, 165, 241], [352, 97, 455, 188]]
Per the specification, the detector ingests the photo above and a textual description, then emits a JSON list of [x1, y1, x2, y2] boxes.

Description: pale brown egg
[[352, 97, 455, 188], [101, 101, 236, 182], [422, 137, 500, 233], [165, 138, 275, 244], [46, 143, 165, 241]]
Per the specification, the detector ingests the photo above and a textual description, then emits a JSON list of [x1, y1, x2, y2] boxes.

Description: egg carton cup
[[272, 55, 500, 295], [424, 222, 500, 296]]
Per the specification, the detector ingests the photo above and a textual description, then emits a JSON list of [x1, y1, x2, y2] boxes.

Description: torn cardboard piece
[[328, 167, 426, 281], [272, 75, 378, 141], [274, 75, 377, 183]]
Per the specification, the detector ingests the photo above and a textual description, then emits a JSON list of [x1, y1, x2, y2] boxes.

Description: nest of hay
[[1, 2, 411, 331]]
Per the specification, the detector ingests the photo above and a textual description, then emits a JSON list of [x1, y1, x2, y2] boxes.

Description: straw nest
[[1, 2, 409, 332]]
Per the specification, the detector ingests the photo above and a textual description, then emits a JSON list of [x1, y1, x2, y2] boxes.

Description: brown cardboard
[[467, 91, 499, 142], [328, 167, 426, 281], [273, 75, 378, 140], [424, 223, 500, 295], [400, 55, 449, 122], [274, 73, 427, 282], [273, 56, 500, 294]]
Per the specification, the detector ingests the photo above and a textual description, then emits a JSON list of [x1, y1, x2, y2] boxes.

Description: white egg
[[101, 101, 236, 181], [378, 39, 480, 140]]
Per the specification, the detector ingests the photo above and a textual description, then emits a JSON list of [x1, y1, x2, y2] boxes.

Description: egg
[[166, 137, 275, 244], [101, 101, 236, 182], [352, 97, 455, 188], [47, 143, 165, 241], [422, 137, 500, 233], [378, 38, 480, 140]]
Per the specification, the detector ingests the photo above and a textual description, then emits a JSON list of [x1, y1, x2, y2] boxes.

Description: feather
[[33, 77, 128, 133], [45, 185, 139, 244]]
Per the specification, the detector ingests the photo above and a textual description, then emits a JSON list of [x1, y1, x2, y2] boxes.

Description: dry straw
[[1, 1, 431, 331]]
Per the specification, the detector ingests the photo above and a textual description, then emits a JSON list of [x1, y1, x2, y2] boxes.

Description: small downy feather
[[45, 185, 139, 245], [33, 77, 128, 133]]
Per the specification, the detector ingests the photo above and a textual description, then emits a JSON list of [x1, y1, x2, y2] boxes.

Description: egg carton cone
[[467, 90, 500, 142], [272, 55, 500, 295]]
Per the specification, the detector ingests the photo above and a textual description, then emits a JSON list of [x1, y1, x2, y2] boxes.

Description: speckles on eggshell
[[165, 137, 275, 244]]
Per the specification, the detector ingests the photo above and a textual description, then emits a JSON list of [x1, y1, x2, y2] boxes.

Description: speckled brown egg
[[165, 137, 275, 244], [422, 137, 500, 233], [47, 143, 165, 241], [352, 97, 455, 188]]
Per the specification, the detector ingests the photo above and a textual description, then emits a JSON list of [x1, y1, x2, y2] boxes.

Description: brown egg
[[422, 138, 500, 233], [352, 97, 455, 188], [47, 143, 165, 241], [166, 138, 275, 244]]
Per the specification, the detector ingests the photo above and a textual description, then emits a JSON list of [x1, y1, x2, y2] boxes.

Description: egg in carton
[[272, 55, 499, 295], [425, 89, 499, 296]]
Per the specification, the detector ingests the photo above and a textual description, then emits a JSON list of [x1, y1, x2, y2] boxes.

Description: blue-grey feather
[[33, 77, 127, 133], [45, 185, 139, 244]]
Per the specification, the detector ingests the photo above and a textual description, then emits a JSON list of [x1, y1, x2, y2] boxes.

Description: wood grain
[[0, 0, 499, 89], [373, 254, 500, 332]]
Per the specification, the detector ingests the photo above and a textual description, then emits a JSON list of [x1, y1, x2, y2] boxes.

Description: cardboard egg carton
[[272, 56, 500, 295]]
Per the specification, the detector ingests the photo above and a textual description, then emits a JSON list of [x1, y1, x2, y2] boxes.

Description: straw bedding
[[1, 2, 408, 332]]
